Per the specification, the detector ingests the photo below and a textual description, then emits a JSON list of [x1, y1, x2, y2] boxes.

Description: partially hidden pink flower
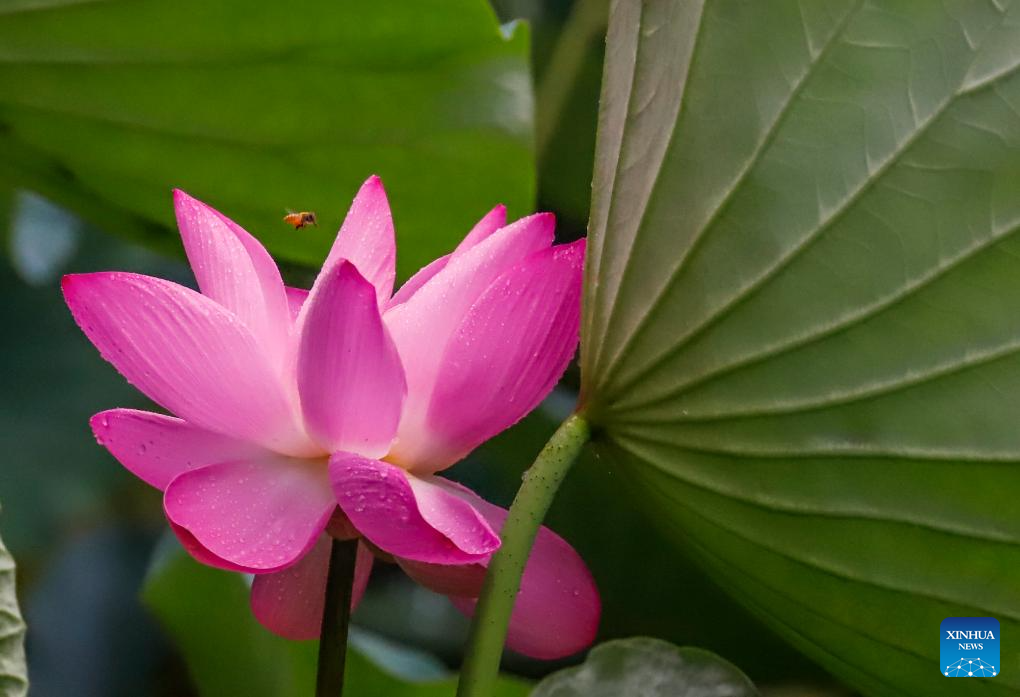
[[64, 176, 598, 659]]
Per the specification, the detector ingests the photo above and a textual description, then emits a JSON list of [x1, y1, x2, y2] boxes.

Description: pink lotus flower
[[64, 176, 599, 659]]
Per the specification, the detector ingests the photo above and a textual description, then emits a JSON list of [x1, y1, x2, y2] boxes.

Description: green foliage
[[0, 221, 174, 556], [532, 0, 607, 227], [581, 1, 1020, 696], [142, 538, 315, 696], [0, 521, 27, 697], [142, 538, 530, 697], [0, 0, 535, 278], [531, 638, 757, 697]]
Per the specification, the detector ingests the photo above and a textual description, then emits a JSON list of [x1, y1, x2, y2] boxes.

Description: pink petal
[[170, 521, 255, 573], [285, 286, 309, 322], [164, 457, 335, 572], [320, 175, 395, 306], [90, 409, 268, 491], [385, 213, 555, 469], [387, 205, 508, 310], [387, 254, 449, 309], [297, 262, 406, 457], [174, 191, 291, 368], [250, 534, 374, 640], [396, 558, 486, 597], [445, 483, 599, 660], [418, 239, 586, 471], [328, 453, 499, 565], [453, 204, 507, 258], [63, 273, 313, 456]]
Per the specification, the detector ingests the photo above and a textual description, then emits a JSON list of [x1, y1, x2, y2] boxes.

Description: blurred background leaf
[[0, 0, 534, 278], [581, 2, 1020, 697], [0, 520, 27, 697], [25, 525, 167, 697], [0, 206, 177, 557], [3, 206, 188, 696], [530, 637, 758, 697], [492, 0, 605, 230], [142, 537, 532, 697], [141, 536, 316, 697]]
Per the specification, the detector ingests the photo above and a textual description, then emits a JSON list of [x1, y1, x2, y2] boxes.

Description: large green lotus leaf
[[0, 520, 27, 697], [0, 0, 534, 277], [581, 1, 1020, 696], [142, 538, 530, 697]]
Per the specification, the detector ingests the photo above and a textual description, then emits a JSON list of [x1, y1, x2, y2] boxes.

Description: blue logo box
[[941, 617, 999, 677]]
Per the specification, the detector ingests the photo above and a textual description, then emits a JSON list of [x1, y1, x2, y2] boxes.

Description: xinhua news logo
[[941, 617, 999, 677]]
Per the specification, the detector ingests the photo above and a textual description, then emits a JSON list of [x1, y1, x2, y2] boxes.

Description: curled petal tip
[[484, 203, 508, 223], [531, 211, 556, 227], [171, 188, 198, 208], [172, 189, 210, 219], [172, 188, 212, 223], [61, 271, 102, 302], [353, 175, 390, 209], [556, 236, 587, 262], [328, 259, 385, 299], [510, 211, 557, 244], [172, 188, 226, 220], [88, 411, 108, 444], [88, 409, 111, 430], [331, 258, 364, 282], [568, 235, 587, 250], [358, 174, 386, 195]]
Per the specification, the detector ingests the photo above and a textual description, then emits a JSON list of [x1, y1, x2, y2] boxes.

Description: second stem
[[456, 413, 591, 697]]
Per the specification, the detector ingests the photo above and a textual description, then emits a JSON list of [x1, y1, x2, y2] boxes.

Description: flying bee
[[283, 211, 317, 229]]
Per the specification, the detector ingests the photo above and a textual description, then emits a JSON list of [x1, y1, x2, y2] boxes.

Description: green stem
[[315, 538, 358, 697], [456, 414, 591, 697]]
